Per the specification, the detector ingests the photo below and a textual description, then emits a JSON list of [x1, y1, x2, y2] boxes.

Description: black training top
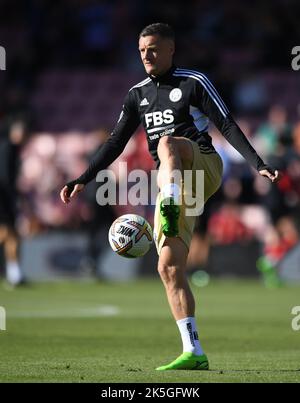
[[68, 66, 267, 188]]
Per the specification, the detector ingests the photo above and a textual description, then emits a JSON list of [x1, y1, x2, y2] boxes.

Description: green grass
[[0, 278, 300, 383]]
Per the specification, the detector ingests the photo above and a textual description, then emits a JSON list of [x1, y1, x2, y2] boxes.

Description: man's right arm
[[61, 91, 140, 202]]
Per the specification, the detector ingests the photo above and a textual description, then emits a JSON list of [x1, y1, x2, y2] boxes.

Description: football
[[108, 214, 153, 258]]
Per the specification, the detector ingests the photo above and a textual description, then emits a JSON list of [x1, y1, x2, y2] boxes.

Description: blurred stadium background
[[0, 0, 300, 284], [1, 0, 300, 384]]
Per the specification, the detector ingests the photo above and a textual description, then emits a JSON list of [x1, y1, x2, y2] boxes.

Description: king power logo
[[0, 46, 6, 70], [0, 306, 6, 330]]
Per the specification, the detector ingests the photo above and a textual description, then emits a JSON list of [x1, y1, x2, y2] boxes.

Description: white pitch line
[[7, 305, 120, 318]]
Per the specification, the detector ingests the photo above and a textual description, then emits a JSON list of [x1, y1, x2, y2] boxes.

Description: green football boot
[[156, 352, 209, 371], [160, 197, 180, 237]]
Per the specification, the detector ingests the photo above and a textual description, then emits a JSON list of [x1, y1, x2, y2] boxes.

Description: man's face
[[139, 34, 174, 76]]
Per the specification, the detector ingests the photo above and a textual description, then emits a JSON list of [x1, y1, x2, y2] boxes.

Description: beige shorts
[[154, 139, 223, 255]]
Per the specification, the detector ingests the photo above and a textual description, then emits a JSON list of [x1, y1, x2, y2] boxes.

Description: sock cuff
[[161, 183, 180, 203], [176, 316, 195, 326]]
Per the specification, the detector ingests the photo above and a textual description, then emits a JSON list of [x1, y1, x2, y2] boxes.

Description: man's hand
[[259, 167, 279, 183], [60, 183, 85, 204]]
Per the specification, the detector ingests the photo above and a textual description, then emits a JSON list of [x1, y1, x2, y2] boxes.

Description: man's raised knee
[[157, 135, 176, 154], [158, 136, 193, 163]]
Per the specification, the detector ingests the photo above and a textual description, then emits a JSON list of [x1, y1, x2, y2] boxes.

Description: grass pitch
[[0, 278, 299, 383]]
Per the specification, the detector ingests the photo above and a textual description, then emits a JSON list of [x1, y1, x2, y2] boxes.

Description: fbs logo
[[0, 46, 6, 71], [145, 109, 174, 128]]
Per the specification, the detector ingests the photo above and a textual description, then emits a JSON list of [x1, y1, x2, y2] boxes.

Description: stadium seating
[[31, 70, 143, 131], [29, 69, 300, 133]]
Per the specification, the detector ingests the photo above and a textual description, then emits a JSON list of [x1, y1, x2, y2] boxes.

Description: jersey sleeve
[[71, 90, 140, 186], [194, 75, 267, 171]]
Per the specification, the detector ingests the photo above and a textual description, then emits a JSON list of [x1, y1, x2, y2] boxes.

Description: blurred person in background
[[208, 202, 253, 245], [0, 118, 27, 286], [262, 120, 300, 221], [254, 105, 292, 159], [60, 23, 279, 371], [257, 216, 299, 288]]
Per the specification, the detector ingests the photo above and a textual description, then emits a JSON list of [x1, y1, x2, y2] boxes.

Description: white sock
[[176, 316, 204, 356], [6, 260, 22, 285], [161, 183, 180, 204]]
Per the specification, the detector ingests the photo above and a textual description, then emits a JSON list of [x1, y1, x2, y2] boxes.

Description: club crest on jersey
[[169, 88, 182, 102]]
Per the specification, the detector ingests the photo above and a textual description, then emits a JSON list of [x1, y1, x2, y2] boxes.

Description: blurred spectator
[[262, 121, 300, 220], [0, 118, 27, 285], [18, 131, 92, 233], [207, 203, 254, 245], [264, 216, 299, 264], [254, 105, 292, 158], [257, 216, 299, 288]]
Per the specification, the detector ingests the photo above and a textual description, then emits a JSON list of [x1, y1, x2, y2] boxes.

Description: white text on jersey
[[145, 109, 174, 128]]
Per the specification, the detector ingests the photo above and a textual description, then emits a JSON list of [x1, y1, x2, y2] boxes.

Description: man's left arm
[[195, 77, 279, 182]]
